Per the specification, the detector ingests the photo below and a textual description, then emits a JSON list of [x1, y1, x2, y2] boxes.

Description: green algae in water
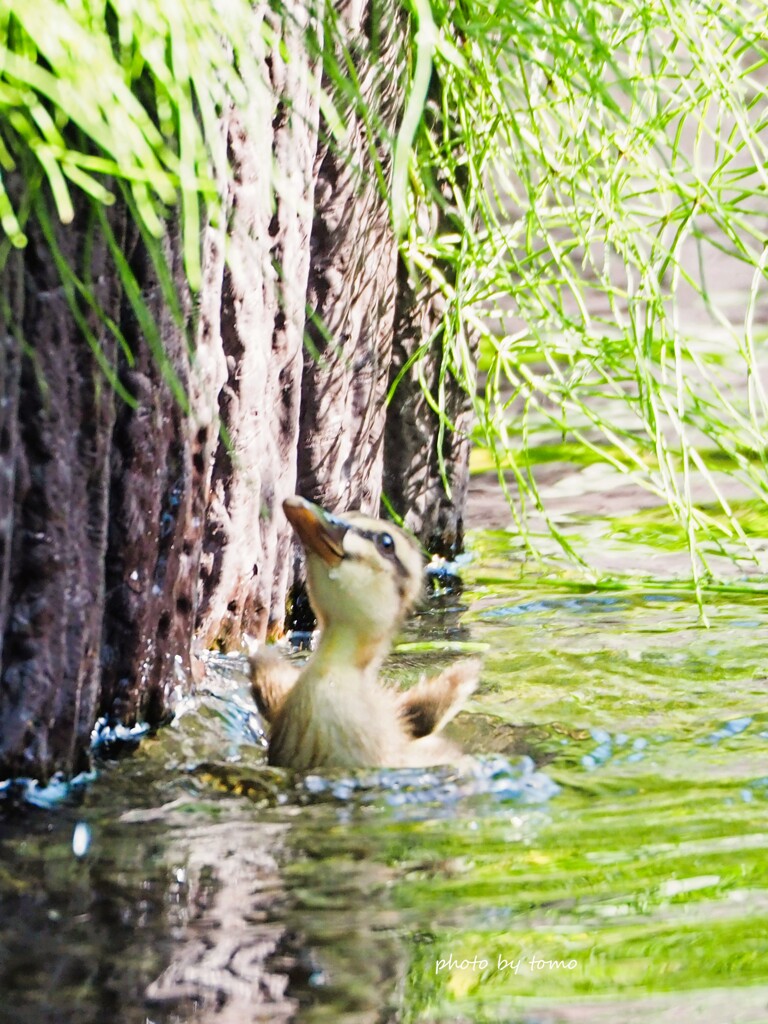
[[389, 534, 768, 1022], [1, 524, 768, 1024]]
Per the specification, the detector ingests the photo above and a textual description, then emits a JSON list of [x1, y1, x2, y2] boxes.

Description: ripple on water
[[3, 543, 768, 1024], [300, 754, 560, 818]]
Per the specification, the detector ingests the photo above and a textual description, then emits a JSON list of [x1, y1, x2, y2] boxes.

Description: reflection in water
[[142, 818, 295, 1021], [0, 675, 558, 1024], [139, 753, 555, 1021], [1, 562, 768, 1023], [0, 784, 299, 1023], [0, 805, 171, 1024]]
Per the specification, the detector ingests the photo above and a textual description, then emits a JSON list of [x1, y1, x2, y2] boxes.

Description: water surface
[[0, 525, 766, 1024]]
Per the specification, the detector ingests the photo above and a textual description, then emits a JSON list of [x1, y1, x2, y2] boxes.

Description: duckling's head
[[283, 495, 423, 642]]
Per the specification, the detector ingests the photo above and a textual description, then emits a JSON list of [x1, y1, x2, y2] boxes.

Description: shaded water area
[[1, 502, 767, 1024]]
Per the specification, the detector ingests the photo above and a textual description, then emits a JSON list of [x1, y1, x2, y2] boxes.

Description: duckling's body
[[250, 497, 478, 770]]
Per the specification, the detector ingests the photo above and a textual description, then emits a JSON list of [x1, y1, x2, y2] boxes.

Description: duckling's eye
[[376, 532, 396, 558]]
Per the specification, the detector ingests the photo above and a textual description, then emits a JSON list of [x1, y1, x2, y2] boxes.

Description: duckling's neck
[[311, 619, 393, 680]]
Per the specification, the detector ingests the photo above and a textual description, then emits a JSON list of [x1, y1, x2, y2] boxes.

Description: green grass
[[403, 0, 768, 589], [4, 0, 768, 593]]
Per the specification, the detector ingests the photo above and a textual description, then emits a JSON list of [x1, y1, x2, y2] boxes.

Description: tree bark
[[383, 259, 474, 557], [382, 70, 476, 558], [297, 0, 405, 518], [0, 197, 120, 778], [99, 221, 199, 727], [196, 0, 323, 648], [0, 1, 473, 780]]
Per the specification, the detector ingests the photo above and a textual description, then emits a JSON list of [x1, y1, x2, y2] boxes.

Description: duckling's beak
[[283, 496, 348, 566]]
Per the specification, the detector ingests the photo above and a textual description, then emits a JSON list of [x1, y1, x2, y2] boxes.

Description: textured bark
[[0, 313, 20, 666], [196, 1, 323, 648], [0, 2, 328, 776], [297, 0, 405, 517], [0, 2, 472, 780], [0, 194, 202, 776], [383, 259, 474, 557], [0, 198, 119, 778], [99, 222, 198, 727], [382, 71, 475, 557]]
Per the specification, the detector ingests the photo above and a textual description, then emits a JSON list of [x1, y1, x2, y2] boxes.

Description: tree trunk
[[383, 71, 476, 559], [297, 0, 405, 517], [0, 197, 120, 778], [195, 0, 324, 648], [382, 258, 474, 558], [0, 1, 473, 781], [99, 221, 199, 727]]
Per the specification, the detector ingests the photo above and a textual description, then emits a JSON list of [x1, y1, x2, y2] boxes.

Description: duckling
[[249, 496, 478, 770]]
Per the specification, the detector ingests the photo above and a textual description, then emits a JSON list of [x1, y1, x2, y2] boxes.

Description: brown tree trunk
[[297, 0, 405, 518], [382, 259, 474, 558], [0, 196, 120, 778], [99, 221, 199, 728], [195, 1, 324, 648], [0, 2, 473, 781], [0, 195, 203, 778], [382, 70, 476, 559]]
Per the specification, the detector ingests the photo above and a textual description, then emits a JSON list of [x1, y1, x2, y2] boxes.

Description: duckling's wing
[[397, 658, 480, 738], [249, 646, 299, 723]]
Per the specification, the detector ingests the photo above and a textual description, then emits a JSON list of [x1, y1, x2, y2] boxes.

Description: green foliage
[[3, 0, 767, 588], [403, 0, 768, 587], [0, 0, 267, 287]]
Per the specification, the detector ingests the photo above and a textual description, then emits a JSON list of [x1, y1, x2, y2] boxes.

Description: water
[[1, 526, 767, 1024]]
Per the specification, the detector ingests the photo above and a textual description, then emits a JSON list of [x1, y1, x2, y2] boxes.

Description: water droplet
[[72, 822, 91, 858]]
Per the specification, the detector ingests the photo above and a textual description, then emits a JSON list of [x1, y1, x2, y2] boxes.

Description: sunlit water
[[1, 526, 767, 1024]]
